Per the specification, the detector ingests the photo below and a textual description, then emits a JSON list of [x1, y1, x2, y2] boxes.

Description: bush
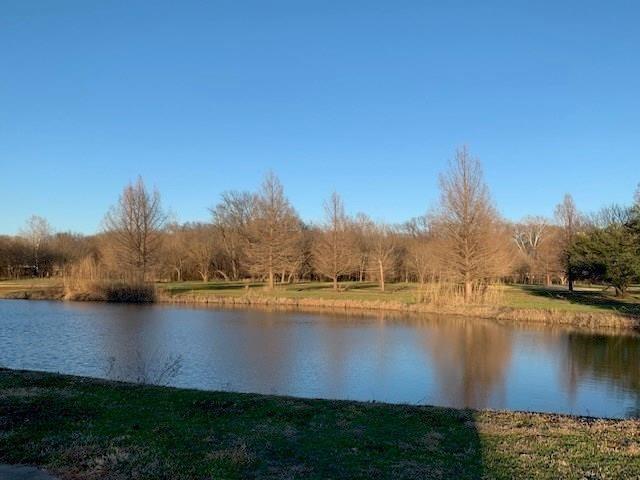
[[103, 282, 156, 303]]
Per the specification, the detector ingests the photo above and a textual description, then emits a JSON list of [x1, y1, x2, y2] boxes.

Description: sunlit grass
[[160, 280, 640, 315]]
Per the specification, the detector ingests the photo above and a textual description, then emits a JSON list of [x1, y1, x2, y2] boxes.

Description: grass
[[1, 369, 638, 479], [159, 280, 640, 315]]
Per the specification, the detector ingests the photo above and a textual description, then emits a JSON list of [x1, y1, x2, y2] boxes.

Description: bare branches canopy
[[103, 177, 166, 281], [435, 147, 508, 300], [4, 147, 638, 299]]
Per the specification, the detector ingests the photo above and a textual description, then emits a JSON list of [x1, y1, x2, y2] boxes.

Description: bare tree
[[512, 216, 548, 284], [404, 216, 439, 285], [312, 192, 355, 289], [162, 222, 189, 282], [210, 191, 255, 280], [350, 213, 374, 282], [19, 215, 52, 276], [185, 223, 218, 282], [103, 177, 166, 281], [246, 172, 301, 289], [435, 147, 506, 301], [554, 194, 581, 292], [369, 223, 396, 292]]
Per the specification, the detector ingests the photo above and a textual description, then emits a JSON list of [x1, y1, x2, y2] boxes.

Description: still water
[[1, 299, 639, 418]]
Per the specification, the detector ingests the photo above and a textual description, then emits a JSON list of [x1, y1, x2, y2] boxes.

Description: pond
[[1, 299, 639, 418]]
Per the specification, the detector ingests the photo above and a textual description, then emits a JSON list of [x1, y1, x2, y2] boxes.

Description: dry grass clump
[[415, 281, 504, 306], [63, 257, 156, 303]]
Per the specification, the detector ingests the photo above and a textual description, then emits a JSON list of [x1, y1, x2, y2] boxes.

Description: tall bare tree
[[19, 215, 52, 276], [246, 172, 300, 289], [436, 147, 505, 301], [103, 177, 166, 281], [554, 194, 581, 292], [312, 192, 355, 289]]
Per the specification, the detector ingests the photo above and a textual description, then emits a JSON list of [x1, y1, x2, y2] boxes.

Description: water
[[1, 299, 639, 418]]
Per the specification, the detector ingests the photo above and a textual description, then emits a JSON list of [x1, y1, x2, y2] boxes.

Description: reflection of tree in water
[[563, 332, 640, 415], [426, 318, 513, 409]]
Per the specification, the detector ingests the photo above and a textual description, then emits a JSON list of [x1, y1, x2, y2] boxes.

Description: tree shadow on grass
[[523, 285, 640, 316], [241, 401, 485, 480]]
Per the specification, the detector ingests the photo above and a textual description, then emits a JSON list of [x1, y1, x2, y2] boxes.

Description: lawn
[[160, 280, 640, 316], [2, 278, 640, 318], [1, 369, 638, 479]]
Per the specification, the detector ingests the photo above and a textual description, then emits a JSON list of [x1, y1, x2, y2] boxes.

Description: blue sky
[[1, 0, 639, 234]]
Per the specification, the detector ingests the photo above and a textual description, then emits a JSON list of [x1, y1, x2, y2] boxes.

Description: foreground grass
[[0, 369, 638, 479]]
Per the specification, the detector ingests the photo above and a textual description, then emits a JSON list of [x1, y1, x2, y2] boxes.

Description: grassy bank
[[159, 281, 640, 329], [1, 369, 638, 479], [2, 279, 640, 329]]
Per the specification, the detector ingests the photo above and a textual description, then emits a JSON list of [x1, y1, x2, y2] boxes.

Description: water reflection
[[0, 300, 639, 418], [562, 332, 640, 416], [424, 318, 512, 409]]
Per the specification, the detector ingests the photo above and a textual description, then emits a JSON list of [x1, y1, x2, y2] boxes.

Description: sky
[[1, 0, 639, 235]]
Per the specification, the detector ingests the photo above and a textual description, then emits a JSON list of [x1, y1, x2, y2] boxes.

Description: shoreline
[[1, 368, 638, 479], [160, 292, 640, 331], [2, 286, 639, 331]]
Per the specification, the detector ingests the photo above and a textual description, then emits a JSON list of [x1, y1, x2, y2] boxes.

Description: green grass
[[160, 280, 640, 315], [1, 369, 638, 479], [162, 280, 419, 303], [503, 284, 640, 315]]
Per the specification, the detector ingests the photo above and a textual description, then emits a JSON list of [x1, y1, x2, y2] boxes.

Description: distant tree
[[403, 216, 438, 285], [103, 177, 166, 281], [512, 216, 562, 285], [631, 184, 640, 233], [369, 223, 396, 292], [19, 215, 52, 276], [162, 222, 189, 282], [435, 147, 506, 301], [210, 191, 255, 280], [246, 172, 301, 289], [554, 194, 581, 291], [312, 192, 355, 289], [570, 206, 640, 296], [350, 213, 374, 282], [185, 223, 218, 282]]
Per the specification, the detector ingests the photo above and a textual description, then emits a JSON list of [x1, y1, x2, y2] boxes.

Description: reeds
[[63, 257, 156, 303], [415, 280, 505, 306]]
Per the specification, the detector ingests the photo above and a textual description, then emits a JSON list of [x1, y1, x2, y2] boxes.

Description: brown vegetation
[[2, 148, 638, 309]]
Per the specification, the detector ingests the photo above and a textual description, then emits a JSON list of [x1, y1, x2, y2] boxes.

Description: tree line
[[2, 147, 639, 299]]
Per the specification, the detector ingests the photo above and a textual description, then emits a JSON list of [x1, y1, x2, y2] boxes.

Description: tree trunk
[[333, 277, 338, 290], [215, 270, 229, 281], [268, 269, 274, 289], [464, 280, 473, 302], [378, 260, 385, 292], [200, 270, 209, 282], [568, 271, 574, 292], [231, 259, 238, 281]]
